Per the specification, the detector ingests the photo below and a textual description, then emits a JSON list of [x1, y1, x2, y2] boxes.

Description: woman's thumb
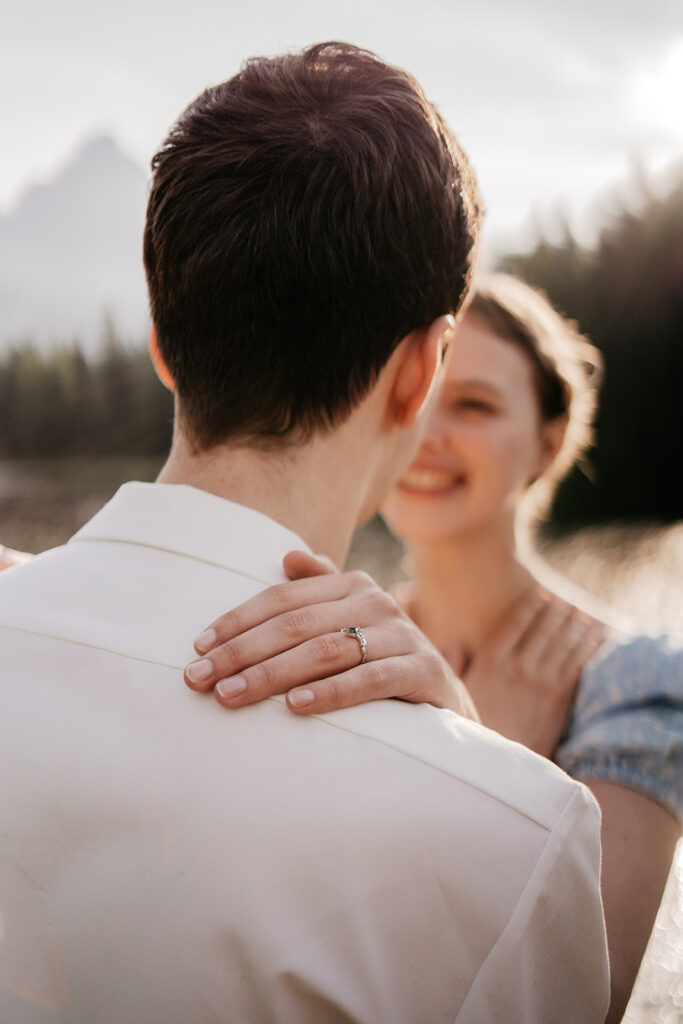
[[282, 549, 338, 580]]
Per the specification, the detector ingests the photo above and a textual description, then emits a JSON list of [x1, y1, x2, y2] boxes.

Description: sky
[[2, 0, 683, 255]]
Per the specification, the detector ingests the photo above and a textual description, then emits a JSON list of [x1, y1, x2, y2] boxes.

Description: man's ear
[[391, 315, 455, 428], [149, 325, 175, 392]]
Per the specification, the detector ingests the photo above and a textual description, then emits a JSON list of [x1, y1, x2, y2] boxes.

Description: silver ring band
[[340, 626, 368, 664]]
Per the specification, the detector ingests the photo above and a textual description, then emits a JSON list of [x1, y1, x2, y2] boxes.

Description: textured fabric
[[0, 482, 609, 1023], [556, 634, 683, 823]]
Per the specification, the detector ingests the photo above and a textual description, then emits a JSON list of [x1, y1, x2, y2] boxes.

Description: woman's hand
[[185, 551, 478, 720], [462, 588, 605, 757], [0, 545, 31, 571]]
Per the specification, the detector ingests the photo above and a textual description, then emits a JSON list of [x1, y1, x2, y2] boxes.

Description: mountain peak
[[76, 134, 124, 165], [0, 134, 150, 351], [9, 135, 148, 222]]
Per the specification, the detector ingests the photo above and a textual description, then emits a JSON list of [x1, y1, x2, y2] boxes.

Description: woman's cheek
[[503, 423, 543, 488], [478, 423, 537, 494]]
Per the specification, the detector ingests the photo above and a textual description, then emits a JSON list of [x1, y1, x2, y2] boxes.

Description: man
[[0, 42, 609, 1022]]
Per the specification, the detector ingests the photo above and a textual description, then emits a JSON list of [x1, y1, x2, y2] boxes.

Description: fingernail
[[194, 628, 217, 653], [216, 676, 247, 701], [288, 688, 315, 708], [185, 658, 213, 684]]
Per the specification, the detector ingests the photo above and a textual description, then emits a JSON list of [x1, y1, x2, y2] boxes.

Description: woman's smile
[[397, 465, 468, 496]]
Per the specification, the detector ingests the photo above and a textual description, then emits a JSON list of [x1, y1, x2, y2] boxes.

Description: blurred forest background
[[503, 168, 683, 525], [1, 163, 681, 552]]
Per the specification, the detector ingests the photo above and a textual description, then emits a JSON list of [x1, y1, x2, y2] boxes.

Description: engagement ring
[[340, 626, 368, 664]]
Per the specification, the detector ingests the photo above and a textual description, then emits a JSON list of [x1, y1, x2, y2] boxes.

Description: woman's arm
[[586, 781, 680, 1023]]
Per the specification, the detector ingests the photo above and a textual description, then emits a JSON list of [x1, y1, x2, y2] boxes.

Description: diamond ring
[[340, 626, 368, 664]]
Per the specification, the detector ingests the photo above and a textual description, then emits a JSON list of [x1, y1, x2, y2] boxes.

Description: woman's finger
[[188, 600, 351, 691], [484, 588, 549, 661], [537, 612, 587, 676], [285, 655, 422, 715], [193, 564, 375, 654], [284, 652, 477, 718], [186, 588, 402, 692], [515, 597, 573, 671], [282, 550, 338, 579], [211, 623, 406, 708], [557, 623, 605, 686]]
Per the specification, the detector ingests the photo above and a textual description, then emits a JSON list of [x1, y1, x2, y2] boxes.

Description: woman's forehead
[[445, 315, 536, 393]]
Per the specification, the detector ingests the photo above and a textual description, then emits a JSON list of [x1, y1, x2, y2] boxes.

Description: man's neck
[[157, 421, 381, 568]]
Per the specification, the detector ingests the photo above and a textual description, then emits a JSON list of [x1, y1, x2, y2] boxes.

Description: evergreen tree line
[[0, 168, 681, 523], [0, 335, 173, 458], [502, 168, 683, 524]]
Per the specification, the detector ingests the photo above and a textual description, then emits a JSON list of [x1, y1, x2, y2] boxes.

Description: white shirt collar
[[71, 481, 311, 586]]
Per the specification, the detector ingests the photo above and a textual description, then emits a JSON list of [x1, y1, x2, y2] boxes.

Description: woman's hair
[[468, 273, 603, 518]]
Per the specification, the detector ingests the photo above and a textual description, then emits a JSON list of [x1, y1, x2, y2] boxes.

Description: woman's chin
[[382, 489, 476, 544], [388, 477, 467, 510]]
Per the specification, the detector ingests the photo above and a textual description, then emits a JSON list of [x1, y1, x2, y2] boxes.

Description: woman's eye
[[455, 399, 493, 413]]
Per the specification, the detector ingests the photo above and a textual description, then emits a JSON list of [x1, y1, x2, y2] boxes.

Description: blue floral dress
[[555, 634, 683, 823]]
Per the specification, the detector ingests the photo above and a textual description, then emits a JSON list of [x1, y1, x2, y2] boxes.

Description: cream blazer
[[0, 483, 609, 1023]]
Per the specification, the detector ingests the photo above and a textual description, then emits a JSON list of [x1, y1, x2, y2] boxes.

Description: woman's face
[[382, 313, 556, 543]]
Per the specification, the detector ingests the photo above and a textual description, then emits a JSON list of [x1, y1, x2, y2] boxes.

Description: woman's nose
[[420, 413, 449, 451]]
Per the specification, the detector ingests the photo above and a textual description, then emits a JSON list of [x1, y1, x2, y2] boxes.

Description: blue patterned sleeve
[[555, 634, 683, 824]]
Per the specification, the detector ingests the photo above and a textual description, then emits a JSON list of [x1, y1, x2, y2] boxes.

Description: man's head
[[144, 41, 481, 451]]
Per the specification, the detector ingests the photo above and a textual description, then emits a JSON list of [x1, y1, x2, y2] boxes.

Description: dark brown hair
[[144, 41, 481, 449], [468, 274, 603, 515]]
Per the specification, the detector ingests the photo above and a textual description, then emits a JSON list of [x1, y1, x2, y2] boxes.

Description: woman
[[185, 275, 682, 1021]]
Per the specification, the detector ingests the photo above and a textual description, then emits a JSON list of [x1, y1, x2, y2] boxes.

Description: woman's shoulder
[[578, 631, 683, 711], [556, 631, 683, 823]]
